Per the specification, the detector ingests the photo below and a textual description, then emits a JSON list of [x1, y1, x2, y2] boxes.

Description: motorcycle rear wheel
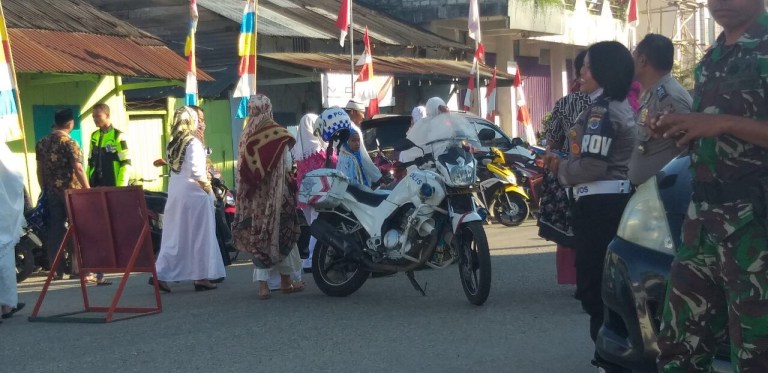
[[311, 217, 369, 297], [15, 239, 35, 283], [494, 192, 529, 227], [457, 221, 491, 305]]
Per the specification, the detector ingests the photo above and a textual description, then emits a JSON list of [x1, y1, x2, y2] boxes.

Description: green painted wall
[[200, 99, 235, 188], [6, 73, 127, 198]]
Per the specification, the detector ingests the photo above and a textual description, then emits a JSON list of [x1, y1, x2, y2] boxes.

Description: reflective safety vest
[[87, 127, 130, 186]]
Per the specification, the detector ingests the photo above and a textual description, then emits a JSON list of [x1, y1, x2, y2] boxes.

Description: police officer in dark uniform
[[628, 34, 692, 186], [545, 41, 637, 372]]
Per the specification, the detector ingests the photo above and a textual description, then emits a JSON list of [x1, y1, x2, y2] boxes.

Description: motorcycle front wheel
[[494, 192, 529, 227], [312, 218, 369, 297], [457, 221, 491, 305]]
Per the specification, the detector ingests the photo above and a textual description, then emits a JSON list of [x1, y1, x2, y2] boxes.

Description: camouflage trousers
[[657, 219, 768, 372]]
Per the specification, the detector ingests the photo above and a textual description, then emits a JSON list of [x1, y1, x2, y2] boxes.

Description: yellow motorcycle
[[475, 147, 530, 226]]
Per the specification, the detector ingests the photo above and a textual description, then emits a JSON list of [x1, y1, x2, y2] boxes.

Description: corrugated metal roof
[[3, 0, 151, 37], [10, 29, 212, 81], [260, 53, 513, 83], [199, 0, 468, 50]]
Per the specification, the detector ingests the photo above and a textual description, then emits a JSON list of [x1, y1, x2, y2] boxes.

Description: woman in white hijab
[[291, 113, 331, 271], [0, 141, 25, 321], [399, 97, 450, 169]]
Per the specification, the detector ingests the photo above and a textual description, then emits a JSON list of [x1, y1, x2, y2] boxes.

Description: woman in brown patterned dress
[[231, 94, 303, 300]]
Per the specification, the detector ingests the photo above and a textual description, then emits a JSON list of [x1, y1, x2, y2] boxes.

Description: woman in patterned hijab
[[231, 94, 303, 300]]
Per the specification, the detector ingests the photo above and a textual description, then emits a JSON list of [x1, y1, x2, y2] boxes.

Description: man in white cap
[[345, 99, 366, 125]]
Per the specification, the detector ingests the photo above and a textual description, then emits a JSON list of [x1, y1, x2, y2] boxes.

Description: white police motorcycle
[[299, 108, 494, 305]]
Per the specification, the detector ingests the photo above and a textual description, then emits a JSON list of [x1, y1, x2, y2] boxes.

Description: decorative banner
[[0, 0, 21, 143], [322, 72, 393, 109], [184, 0, 199, 106], [233, 0, 257, 118], [356, 27, 379, 117]]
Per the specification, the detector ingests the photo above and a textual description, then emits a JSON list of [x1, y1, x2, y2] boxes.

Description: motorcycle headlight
[[449, 164, 475, 186], [615, 177, 675, 254], [504, 174, 517, 184]]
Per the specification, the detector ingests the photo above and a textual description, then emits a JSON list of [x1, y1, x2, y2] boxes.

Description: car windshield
[[406, 113, 479, 147]]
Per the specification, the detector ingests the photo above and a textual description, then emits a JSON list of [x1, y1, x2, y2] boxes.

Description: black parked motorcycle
[[145, 158, 236, 265], [15, 211, 44, 283]]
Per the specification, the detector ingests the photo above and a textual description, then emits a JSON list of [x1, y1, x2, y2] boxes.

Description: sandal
[[280, 281, 305, 294], [1, 303, 25, 319]]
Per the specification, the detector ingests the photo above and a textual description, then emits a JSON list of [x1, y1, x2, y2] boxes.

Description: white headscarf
[[291, 113, 325, 161], [0, 141, 24, 251], [401, 97, 448, 165], [348, 122, 381, 185], [425, 97, 447, 118], [411, 106, 427, 123]]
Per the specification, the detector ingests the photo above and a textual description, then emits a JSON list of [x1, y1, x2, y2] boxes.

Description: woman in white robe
[[155, 106, 225, 292], [0, 141, 25, 320]]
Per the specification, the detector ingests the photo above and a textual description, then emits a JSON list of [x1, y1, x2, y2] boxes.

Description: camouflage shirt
[[684, 12, 768, 245]]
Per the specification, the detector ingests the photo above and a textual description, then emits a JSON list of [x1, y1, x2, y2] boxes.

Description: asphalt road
[[3, 220, 598, 373]]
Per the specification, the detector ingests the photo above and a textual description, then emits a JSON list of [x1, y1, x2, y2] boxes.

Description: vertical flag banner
[[467, 0, 483, 115], [355, 27, 378, 117], [0, 1, 21, 143], [627, 0, 639, 27], [514, 69, 536, 145], [336, 0, 350, 47], [463, 75, 474, 111], [468, 0, 481, 42], [184, 0, 199, 106], [485, 68, 497, 122], [233, 0, 257, 118]]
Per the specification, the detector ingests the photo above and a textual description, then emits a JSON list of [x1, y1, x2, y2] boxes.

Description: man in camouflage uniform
[[651, 1, 768, 371], [629, 33, 692, 186]]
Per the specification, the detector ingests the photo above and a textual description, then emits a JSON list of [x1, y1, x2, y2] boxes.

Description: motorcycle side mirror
[[393, 138, 416, 151], [478, 128, 496, 141], [482, 158, 492, 166]]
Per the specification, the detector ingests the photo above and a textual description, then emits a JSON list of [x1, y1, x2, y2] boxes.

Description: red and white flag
[[355, 27, 379, 116], [627, 0, 639, 27], [463, 74, 474, 111], [468, 0, 481, 42], [336, 0, 350, 47], [485, 68, 497, 122], [515, 69, 536, 144]]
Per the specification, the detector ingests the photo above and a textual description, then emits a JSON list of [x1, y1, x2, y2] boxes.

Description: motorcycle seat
[[346, 184, 389, 207]]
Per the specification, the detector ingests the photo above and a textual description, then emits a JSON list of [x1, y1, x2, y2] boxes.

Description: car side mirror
[[511, 137, 525, 147], [478, 128, 496, 141], [393, 138, 416, 151]]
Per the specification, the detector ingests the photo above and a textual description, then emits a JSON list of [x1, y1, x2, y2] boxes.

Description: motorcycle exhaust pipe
[[310, 219, 438, 273], [310, 219, 363, 261]]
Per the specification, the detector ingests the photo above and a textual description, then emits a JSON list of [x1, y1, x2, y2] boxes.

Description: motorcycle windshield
[[403, 113, 480, 162]]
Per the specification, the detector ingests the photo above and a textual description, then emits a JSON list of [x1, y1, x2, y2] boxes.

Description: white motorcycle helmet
[[314, 107, 352, 143]]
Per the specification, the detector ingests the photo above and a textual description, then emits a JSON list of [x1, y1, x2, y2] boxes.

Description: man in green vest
[[87, 103, 130, 187], [85, 103, 130, 286]]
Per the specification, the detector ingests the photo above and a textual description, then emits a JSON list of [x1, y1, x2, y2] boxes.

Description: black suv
[[597, 155, 732, 372]]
